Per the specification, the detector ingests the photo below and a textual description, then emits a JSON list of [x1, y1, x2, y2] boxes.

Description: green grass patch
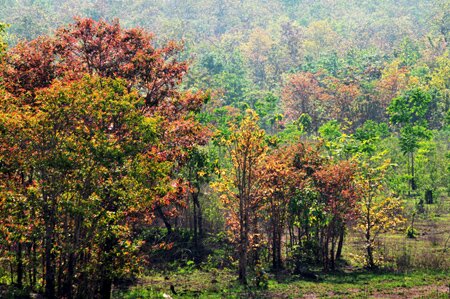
[[113, 269, 450, 298]]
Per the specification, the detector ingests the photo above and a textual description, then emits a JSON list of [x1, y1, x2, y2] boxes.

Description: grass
[[113, 269, 450, 298], [114, 197, 450, 298]]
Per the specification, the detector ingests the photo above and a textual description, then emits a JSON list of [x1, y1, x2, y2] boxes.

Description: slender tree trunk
[[27, 243, 32, 288], [100, 277, 112, 298], [367, 244, 375, 269], [32, 239, 37, 289], [276, 228, 282, 270], [238, 194, 247, 285], [323, 226, 330, 271], [365, 199, 375, 268], [64, 214, 82, 299], [44, 194, 57, 299], [411, 152, 416, 190], [193, 192, 198, 249], [10, 258, 14, 285], [57, 250, 63, 297], [407, 152, 411, 196], [330, 234, 336, 270], [305, 217, 310, 242], [336, 226, 345, 261], [252, 212, 260, 267], [156, 205, 172, 235], [17, 242, 23, 288], [99, 226, 115, 299], [272, 223, 278, 270], [195, 194, 203, 238]]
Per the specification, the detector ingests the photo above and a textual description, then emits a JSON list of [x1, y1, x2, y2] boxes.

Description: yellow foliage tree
[[212, 109, 267, 284], [357, 154, 405, 268]]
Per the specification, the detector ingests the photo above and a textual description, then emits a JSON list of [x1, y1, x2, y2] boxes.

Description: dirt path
[[296, 284, 450, 298], [370, 284, 449, 299]]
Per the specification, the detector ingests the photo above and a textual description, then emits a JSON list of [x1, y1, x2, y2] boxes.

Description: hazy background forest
[[0, 0, 449, 298]]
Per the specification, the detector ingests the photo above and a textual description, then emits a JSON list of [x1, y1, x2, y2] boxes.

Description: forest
[[0, 0, 449, 298]]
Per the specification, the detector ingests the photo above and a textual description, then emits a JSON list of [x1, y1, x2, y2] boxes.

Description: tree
[[303, 20, 340, 59], [282, 72, 329, 131], [0, 88, 38, 290], [257, 147, 301, 271], [327, 79, 360, 124], [0, 18, 209, 298], [313, 161, 360, 270], [241, 28, 274, 89], [1, 76, 149, 298], [388, 88, 432, 192], [356, 155, 405, 269], [213, 110, 266, 284], [184, 146, 215, 252]]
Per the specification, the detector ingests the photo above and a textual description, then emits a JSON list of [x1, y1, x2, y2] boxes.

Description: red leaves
[[1, 36, 56, 99], [1, 18, 190, 110], [313, 161, 360, 222], [282, 72, 361, 128], [282, 72, 326, 123], [53, 17, 188, 108], [0, 18, 211, 263]]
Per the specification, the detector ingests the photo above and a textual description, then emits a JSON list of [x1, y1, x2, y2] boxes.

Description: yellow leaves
[[304, 20, 339, 56], [241, 28, 274, 64], [358, 195, 405, 235], [428, 53, 450, 91]]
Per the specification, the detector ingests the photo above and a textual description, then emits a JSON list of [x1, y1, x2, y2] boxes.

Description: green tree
[[0, 22, 8, 55], [388, 88, 432, 193]]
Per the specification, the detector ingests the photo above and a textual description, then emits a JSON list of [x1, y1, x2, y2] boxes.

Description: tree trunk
[[336, 226, 345, 261], [272, 224, 278, 271], [323, 227, 330, 271], [365, 202, 375, 268], [195, 193, 203, 238], [251, 213, 260, 267], [99, 233, 114, 299], [367, 244, 375, 269], [156, 205, 172, 235], [32, 240, 37, 289], [276, 228, 282, 270], [411, 152, 416, 191], [17, 242, 23, 288], [100, 276, 112, 299], [425, 189, 433, 204], [238, 201, 247, 285], [44, 194, 57, 299], [330, 234, 336, 270], [193, 192, 198, 249]]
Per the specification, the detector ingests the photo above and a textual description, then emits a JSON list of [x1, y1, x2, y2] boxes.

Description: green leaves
[[388, 88, 432, 157], [398, 125, 432, 155], [0, 18, 210, 296], [0, 22, 8, 56], [388, 88, 431, 127]]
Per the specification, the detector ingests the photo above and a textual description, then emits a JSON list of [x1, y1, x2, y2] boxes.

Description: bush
[[406, 226, 418, 238], [290, 240, 321, 273]]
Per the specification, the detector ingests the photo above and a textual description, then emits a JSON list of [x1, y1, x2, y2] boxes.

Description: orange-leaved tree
[[0, 18, 209, 299], [213, 110, 267, 285]]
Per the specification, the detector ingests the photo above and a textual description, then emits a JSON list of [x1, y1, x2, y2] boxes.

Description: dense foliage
[[0, 1, 449, 298]]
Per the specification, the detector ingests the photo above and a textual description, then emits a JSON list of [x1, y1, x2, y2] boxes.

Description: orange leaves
[[313, 161, 360, 221], [214, 111, 267, 246], [1, 36, 56, 99], [282, 72, 326, 123], [152, 242, 174, 251], [376, 61, 410, 108], [281, 71, 362, 129], [0, 18, 212, 295], [0, 17, 193, 111]]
